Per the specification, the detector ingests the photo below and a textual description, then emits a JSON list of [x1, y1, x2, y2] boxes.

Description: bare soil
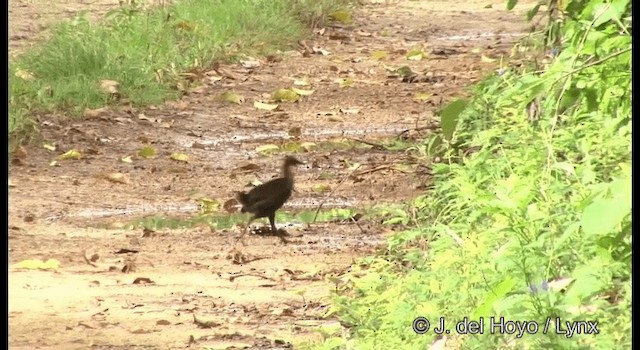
[[8, 0, 535, 348]]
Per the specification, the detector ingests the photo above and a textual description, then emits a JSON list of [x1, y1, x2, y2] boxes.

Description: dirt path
[[9, 0, 533, 348]]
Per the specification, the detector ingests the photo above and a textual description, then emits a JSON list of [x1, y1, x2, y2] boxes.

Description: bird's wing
[[246, 198, 273, 213]]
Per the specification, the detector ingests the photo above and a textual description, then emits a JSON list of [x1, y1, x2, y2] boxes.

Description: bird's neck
[[281, 164, 295, 188]]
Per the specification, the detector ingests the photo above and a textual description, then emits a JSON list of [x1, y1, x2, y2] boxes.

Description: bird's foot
[[276, 229, 290, 245]]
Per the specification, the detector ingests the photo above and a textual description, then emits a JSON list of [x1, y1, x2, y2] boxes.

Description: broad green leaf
[[439, 99, 468, 141], [507, 0, 518, 10]]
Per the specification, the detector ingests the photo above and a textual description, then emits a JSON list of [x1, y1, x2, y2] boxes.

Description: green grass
[[104, 207, 376, 231], [8, 0, 355, 146], [99, 202, 413, 231]]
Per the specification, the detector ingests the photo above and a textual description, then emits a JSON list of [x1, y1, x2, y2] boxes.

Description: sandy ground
[[9, 0, 535, 348]]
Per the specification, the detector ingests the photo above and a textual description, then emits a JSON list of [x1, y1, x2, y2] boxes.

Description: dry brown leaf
[[84, 107, 110, 119], [103, 172, 131, 184], [99, 80, 119, 94]]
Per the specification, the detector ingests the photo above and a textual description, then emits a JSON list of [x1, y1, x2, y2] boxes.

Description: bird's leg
[[235, 216, 255, 246], [268, 213, 288, 244], [268, 213, 277, 234]]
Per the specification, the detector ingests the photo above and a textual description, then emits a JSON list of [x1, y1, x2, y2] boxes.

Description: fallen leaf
[[104, 173, 130, 184], [312, 184, 331, 193], [293, 79, 310, 86], [339, 108, 360, 114], [121, 156, 133, 163], [199, 198, 220, 213], [156, 320, 171, 326], [218, 91, 244, 104], [138, 146, 157, 158], [84, 107, 110, 118], [371, 50, 388, 60], [330, 10, 352, 23], [272, 88, 300, 102], [99, 80, 119, 94], [312, 47, 331, 56], [337, 78, 354, 88], [406, 48, 426, 60], [240, 58, 260, 69], [11, 145, 28, 165], [301, 142, 317, 152], [223, 198, 239, 213], [254, 101, 280, 111], [255, 144, 280, 154], [170, 153, 189, 162], [414, 92, 431, 102], [49, 160, 59, 167], [15, 69, 35, 81], [43, 143, 56, 151], [13, 258, 60, 270], [288, 127, 303, 138], [57, 149, 81, 160], [291, 87, 314, 96], [481, 54, 497, 63], [328, 115, 345, 122]]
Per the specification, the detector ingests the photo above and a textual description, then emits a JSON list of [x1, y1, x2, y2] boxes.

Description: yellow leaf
[[121, 156, 133, 163], [301, 142, 317, 152], [330, 10, 352, 24], [218, 91, 244, 104], [170, 153, 189, 162], [293, 79, 310, 86], [337, 78, 354, 88], [13, 258, 60, 270], [43, 143, 56, 151], [291, 88, 314, 96], [312, 184, 332, 193], [57, 149, 81, 160], [15, 69, 35, 81], [328, 115, 345, 122], [99, 79, 119, 94], [199, 198, 220, 214], [138, 146, 157, 158], [406, 48, 425, 61], [49, 160, 59, 167], [104, 172, 130, 184], [272, 88, 300, 102], [370, 50, 388, 60], [414, 92, 431, 102], [481, 55, 497, 63], [255, 144, 280, 154], [254, 101, 280, 111]]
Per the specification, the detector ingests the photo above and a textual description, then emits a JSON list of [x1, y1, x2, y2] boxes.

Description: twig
[[350, 216, 366, 234], [346, 137, 386, 150], [354, 164, 410, 176], [312, 165, 361, 223], [396, 124, 440, 138]]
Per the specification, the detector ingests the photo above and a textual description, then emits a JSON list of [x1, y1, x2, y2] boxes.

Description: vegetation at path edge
[[311, 0, 631, 349], [9, 0, 354, 146]]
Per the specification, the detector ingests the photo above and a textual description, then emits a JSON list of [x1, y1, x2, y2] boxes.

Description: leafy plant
[[316, 0, 631, 348]]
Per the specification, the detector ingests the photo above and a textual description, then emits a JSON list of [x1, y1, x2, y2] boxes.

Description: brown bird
[[235, 156, 303, 244]]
